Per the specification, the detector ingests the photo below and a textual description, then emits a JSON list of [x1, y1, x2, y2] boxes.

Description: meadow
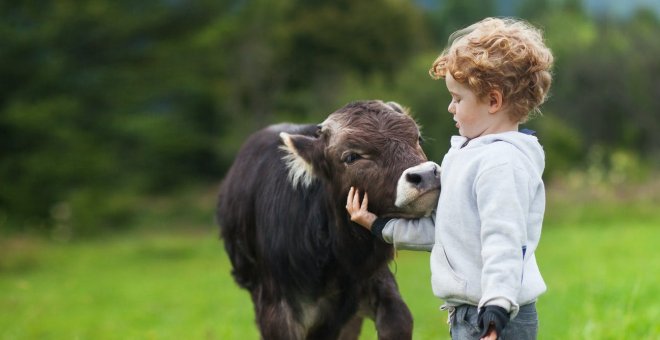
[[1, 184, 658, 339]]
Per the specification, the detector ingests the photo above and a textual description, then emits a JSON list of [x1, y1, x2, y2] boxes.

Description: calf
[[217, 100, 440, 339]]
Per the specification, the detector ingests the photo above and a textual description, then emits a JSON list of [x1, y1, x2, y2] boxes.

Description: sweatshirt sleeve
[[476, 163, 530, 316], [373, 214, 436, 251]]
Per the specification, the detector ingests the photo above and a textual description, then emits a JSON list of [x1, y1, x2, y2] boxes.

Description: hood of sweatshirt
[[449, 131, 545, 176]]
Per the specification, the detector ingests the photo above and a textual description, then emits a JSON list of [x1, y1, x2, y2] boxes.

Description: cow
[[217, 100, 440, 339]]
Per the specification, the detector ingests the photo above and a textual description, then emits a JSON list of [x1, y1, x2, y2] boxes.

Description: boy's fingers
[[346, 187, 354, 208], [352, 189, 361, 209], [361, 192, 369, 211]]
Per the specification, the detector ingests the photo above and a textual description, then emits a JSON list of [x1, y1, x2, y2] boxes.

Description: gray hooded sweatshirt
[[381, 131, 547, 317]]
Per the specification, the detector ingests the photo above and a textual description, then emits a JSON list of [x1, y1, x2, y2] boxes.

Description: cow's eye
[[418, 135, 425, 145], [343, 153, 362, 164]]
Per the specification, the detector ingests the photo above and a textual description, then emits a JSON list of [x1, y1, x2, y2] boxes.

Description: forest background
[[1, 0, 659, 338], [1, 0, 659, 234]]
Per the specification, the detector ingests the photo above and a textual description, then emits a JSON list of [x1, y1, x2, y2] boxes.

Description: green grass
[[0, 230, 258, 339], [1, 206, 659, 339], [537, 222, 659, 339]]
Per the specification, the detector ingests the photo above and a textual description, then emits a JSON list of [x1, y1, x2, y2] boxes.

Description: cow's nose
[[405, 165, 439, 188], [395, 161, 441, 209], [406, 173, 422, 185]]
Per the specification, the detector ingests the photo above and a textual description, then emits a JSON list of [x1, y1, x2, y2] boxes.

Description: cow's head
[[280, 100, 440, 218]]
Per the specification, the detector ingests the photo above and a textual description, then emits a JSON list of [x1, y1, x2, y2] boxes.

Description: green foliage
[[1, 0, 659, 234], [423, 0, 496, 44], [539, 8, 660, 157], [527, 114, 584, 178], [0, 1, 233, 233]]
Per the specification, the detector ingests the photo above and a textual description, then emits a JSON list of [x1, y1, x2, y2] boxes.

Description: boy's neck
[[461, 121, 519, 148], [484, 122, 519, 136], [474, 116, 519, 139]]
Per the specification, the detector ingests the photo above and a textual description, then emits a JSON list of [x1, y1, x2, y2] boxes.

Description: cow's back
[[217, 123, 331, 297]]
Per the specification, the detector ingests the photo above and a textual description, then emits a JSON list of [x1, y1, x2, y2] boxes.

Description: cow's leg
[[337, 315, 364, 340], [251, 287, 305, 340], [306, 283, 360, 340], [371, 268, 413, 340]]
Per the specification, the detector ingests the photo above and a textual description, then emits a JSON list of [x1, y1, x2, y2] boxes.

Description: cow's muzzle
[[394, 161, 441, 216]]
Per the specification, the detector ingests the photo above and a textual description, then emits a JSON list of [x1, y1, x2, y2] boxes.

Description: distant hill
[[582, 0, 660, 18], [416, 0, 660, 19]]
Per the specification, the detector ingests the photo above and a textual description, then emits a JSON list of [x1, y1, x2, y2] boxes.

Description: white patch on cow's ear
[[386, 101, 410, 115], [279, 132, 317, 189]]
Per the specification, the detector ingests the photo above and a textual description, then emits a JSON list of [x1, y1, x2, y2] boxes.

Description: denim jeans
[[449, 303, 538, 340]]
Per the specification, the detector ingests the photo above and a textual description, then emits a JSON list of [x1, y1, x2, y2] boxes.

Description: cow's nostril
[[406, 173, 423, 185]]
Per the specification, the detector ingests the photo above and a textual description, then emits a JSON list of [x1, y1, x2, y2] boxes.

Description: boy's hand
[[346, 186, 377, 229], [478, 306, 509, 340], [480, 327, 498, 340]]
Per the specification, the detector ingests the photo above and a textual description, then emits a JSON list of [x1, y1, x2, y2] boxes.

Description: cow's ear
[[279, 132, 320, 188], [386, 101, 410, 115]]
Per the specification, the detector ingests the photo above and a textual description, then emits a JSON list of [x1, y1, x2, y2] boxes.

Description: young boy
[[346, 17, 554, 340]]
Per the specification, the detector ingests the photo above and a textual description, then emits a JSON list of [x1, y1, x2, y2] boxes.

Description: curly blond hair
[[430, 17, 554, 123]]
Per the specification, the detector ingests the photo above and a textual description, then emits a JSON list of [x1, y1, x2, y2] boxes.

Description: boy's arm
[[347, 187, 435, 251], [375, 216, 435, 251], [476, 163, 529, 317]]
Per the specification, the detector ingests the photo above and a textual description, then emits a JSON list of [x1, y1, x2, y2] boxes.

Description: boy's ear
[[279, 132, 321, 188], [488, 90, 504, 113]]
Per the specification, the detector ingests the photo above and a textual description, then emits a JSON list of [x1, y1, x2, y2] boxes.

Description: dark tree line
[[1, 0, 658, 234]]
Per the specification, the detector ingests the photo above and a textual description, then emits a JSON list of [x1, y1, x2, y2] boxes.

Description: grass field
[[1, 191, 659, 339]]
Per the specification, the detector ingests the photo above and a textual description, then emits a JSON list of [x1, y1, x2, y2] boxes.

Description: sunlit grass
[[0, 230, 258, 339], [1, 185, 659, 339], [537, 222, 659, 339]]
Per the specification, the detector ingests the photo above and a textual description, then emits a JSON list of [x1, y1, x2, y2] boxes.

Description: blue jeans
[[449, 303, 538, 340]]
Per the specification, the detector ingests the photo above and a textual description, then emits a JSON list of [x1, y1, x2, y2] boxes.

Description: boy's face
[[445, 72, 495, 139]]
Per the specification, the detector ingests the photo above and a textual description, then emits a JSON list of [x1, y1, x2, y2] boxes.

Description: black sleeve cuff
[[478, 305, 510, 338], [370, 217, 392, 241]]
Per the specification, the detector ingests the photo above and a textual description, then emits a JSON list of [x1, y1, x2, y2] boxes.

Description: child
[[346, 17, 553, 340]]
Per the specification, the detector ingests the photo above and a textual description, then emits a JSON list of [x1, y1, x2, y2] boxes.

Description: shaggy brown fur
[[217, 100, 437, 339]]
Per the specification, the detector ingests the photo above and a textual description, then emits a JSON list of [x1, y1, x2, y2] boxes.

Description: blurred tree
[[0, 1, 235, 232], [1, 0, 659, 235], [424, 0, 496, 45], [0, 0, 430, 234], [540, 7, 660, 164], [216, 0, 429, 143]]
